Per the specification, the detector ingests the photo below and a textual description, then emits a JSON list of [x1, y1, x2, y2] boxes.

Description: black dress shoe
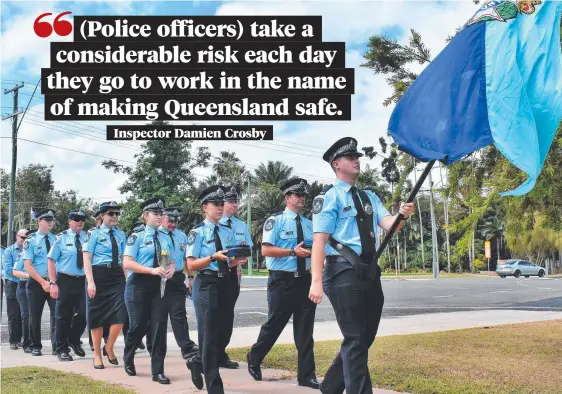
[[183, 344, 199, 360], [137, 341, 146, 350], [298, 378, 321, 389], [186, 358, 204, 389], [125, 364, 136, 376], [31, 349, 42, 356], [24, 347, 32, 354], [105, 348, 118, 365], [152, 374, 170, 384], [10, 344, 18, 350], [52, 350, 58, 356], [93, 361, 104, 370], [246, 352, 262, 381], [17, 342, 23, 348], [102, 345, 107, 357], [219, 356, 239, 369], [58, 352, 74, 362], [70, 344, 86, 357]]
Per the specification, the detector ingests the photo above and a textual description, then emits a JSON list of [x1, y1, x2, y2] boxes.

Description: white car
[[496, 259, 546, 278]]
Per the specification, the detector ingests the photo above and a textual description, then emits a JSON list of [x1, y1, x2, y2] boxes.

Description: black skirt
[[87, 265, 127, 329]]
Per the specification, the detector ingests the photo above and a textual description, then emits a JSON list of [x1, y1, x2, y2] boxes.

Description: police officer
[[158, 207, 199, 360], [87, 210, 109, 352], [22, 209, 57, 356], [47, 210, 88, 361], [84, 202, 128, 369], [218, 185, 251, 369], [2, 229, 27, 350], [12, 230, 34, 353], [186, 185, 246, 393], [247, 178, 319, 389], [123, 198, 174, 384], [309, 137, 414, 394]]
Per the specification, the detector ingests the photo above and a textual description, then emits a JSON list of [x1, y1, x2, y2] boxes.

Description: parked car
[[496, 259, 546, 278]]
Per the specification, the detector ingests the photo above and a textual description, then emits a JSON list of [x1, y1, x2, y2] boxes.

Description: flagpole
[[374, 160, 436, 262]]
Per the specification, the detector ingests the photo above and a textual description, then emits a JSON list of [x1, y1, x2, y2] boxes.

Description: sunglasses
[[105, 211, 120, 217], [42, 218, 55, 222], [291, 193, 306, 198], [17, 235, 27, 239], [71, 218, 86, 222]]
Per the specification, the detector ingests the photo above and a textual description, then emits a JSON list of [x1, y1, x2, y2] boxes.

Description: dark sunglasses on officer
[[105, 211, 121, 217]]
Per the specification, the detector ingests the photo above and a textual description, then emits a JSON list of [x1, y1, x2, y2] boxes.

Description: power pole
[[3, 84, 24, 247], [246, 174, 253, 276], [428, 170, 439, 279]]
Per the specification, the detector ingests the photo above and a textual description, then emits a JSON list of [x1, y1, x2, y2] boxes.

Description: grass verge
[[229, 320, 562, 394], [381, 272, 495, 279], [1, 366, 136, 394], [243, 268, 269, 276]]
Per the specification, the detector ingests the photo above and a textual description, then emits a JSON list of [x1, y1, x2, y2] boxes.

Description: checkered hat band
[[283, 183, 309, 195], [202, 191, 224, 201], [329, 141, 357, 163], [144, 201, 164, 210]]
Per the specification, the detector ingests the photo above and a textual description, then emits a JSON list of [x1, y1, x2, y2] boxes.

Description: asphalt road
[[2, 276, 561, 344]]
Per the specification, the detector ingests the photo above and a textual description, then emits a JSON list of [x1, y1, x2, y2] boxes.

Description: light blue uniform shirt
[[220, 215, 253, 248], [124, 225, 174, 277], [47, 228, 87, 276], [22, 231, 56, 278], [312, 179, 391, 258], [186, 219, 235, 272], [83, 224, 126, 266], [3, 244, 22, 283], [262, 207, 313, 272], [13, 254, 27, 279], [158, 226, 187, 272]]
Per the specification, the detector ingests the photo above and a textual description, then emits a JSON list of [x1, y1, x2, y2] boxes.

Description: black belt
[[93, 263, 113, 268], [18, 281, 27, 288], [269, 270, 311, 278], [58, 272, 85, 279], [198, 269, 225, 278]]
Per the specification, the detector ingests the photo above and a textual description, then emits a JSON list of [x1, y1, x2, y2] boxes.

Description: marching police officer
[[309, 137, 414, 394], [47, 210, 88, 361], [218, 185, 252, 369], [12, 230, 34, 353], [2, 229, 27, 350], [158, 207, 199, 360], [22, 209, 57, 356], [247, 178, 319, 389], [84, 202, 128, 369], [185, 185, 246, 393], [123, 197, 174, 384]]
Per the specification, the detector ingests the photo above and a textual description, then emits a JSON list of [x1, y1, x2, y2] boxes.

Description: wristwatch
[[49, 280, 57, 285], [188, 275, 195, 280], [289, 248, 296, 257]]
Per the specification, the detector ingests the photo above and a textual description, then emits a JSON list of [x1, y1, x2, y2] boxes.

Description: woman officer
[[122, 198, 174, 385], [83, 202, 127, 369], [185, 185, 246, 393]]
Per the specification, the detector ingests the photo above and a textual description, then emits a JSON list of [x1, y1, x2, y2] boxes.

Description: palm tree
[[254, 161, 293, 186], [481, 215, 504, 261], [212, 151, 245, 185], [246, 185, 286, 245]]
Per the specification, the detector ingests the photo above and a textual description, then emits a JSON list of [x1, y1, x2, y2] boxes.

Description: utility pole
[[3, 84, 24, 247], [246, 174, 253, 276], [428, 170, 439, 279]]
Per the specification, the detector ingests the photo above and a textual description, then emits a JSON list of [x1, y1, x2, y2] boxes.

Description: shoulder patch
[[23, 239, 30, 250], [84, 230, 93, 243], [187, 230, 197, 245], [127, 234, 137, 246], [264, 217, 275, 232], [312, 197, 324, 214]]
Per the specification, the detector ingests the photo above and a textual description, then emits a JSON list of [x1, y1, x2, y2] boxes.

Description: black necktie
[[350, 186, 374, 262], [214, 225, 229, 276], [108, 229, 119, 268], [153, 231, 161, 268], [75, 234, 84, 269], [295, 215, 306, 275], [168, 231, 175, 249], [45, 236, 51, 253], [226, 218, 232, 228]]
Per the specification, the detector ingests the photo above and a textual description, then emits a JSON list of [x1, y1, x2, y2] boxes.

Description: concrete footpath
[[2, 310, 562, 393]]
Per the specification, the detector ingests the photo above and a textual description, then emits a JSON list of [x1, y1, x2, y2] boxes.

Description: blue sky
[[0, 0, 478, 202]]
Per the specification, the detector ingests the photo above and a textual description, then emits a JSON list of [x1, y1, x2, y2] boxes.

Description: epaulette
[[320, 184, 334, 195], [271, 211, 283, 217], [193, 222, 204, 229], [219, 222, 230, 227], [58, 230, 67, 236]]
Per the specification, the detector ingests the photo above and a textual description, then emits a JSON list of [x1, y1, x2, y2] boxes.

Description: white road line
[[432, 295, 453, 298], [240, 287, 267, 292], [489, 290, 513, 294], [239, 312, 268, 316]]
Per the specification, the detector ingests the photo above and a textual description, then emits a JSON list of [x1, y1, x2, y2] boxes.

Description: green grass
[[243, 268, 269, 276], [381, 272, 495, 279], [229, 320, 562, 394], [1, 367, 136, 394]]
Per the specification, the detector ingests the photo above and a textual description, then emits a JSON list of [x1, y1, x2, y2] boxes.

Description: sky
[[0, 0, 479, 207]]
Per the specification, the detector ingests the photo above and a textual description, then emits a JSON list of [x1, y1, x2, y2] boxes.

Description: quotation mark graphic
[[34, 12, 72, 38]]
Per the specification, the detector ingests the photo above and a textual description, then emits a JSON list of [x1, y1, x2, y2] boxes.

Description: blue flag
[[388, 0, 562, 196]]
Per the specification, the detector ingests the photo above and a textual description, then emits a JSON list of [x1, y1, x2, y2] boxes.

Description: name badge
[[343, 206, 352, 212], [206, 239, 215, 244], [66, 243, 73, 246], [145, 241, 153, 246], [285, 231, 293, 235], [99, 239, 107, 242]]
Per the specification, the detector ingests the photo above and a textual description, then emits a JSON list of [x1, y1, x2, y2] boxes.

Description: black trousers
[[320, 262, 384, 394], [249, 271, 317, 381], [220, 266, 240, 361], [124, 273, 168, 375], [166, 271, 196, 357], [27, 277, 56, 351], [5, 280, 22, 345], [192, 272, 232, 394], [55, 274, 87, 354], [16, 282, 30, 348]]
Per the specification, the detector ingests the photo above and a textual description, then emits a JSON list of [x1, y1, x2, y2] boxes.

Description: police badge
[[312, 197, 324, 214], [179, 242, 186, 252], [264, 218, 275, 232], [127, 234, 137, 246], [84, 231, 92, 243], [364, 204, 373, 215], [23, 239, 30, 250], [187, 231, 197, 246]]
